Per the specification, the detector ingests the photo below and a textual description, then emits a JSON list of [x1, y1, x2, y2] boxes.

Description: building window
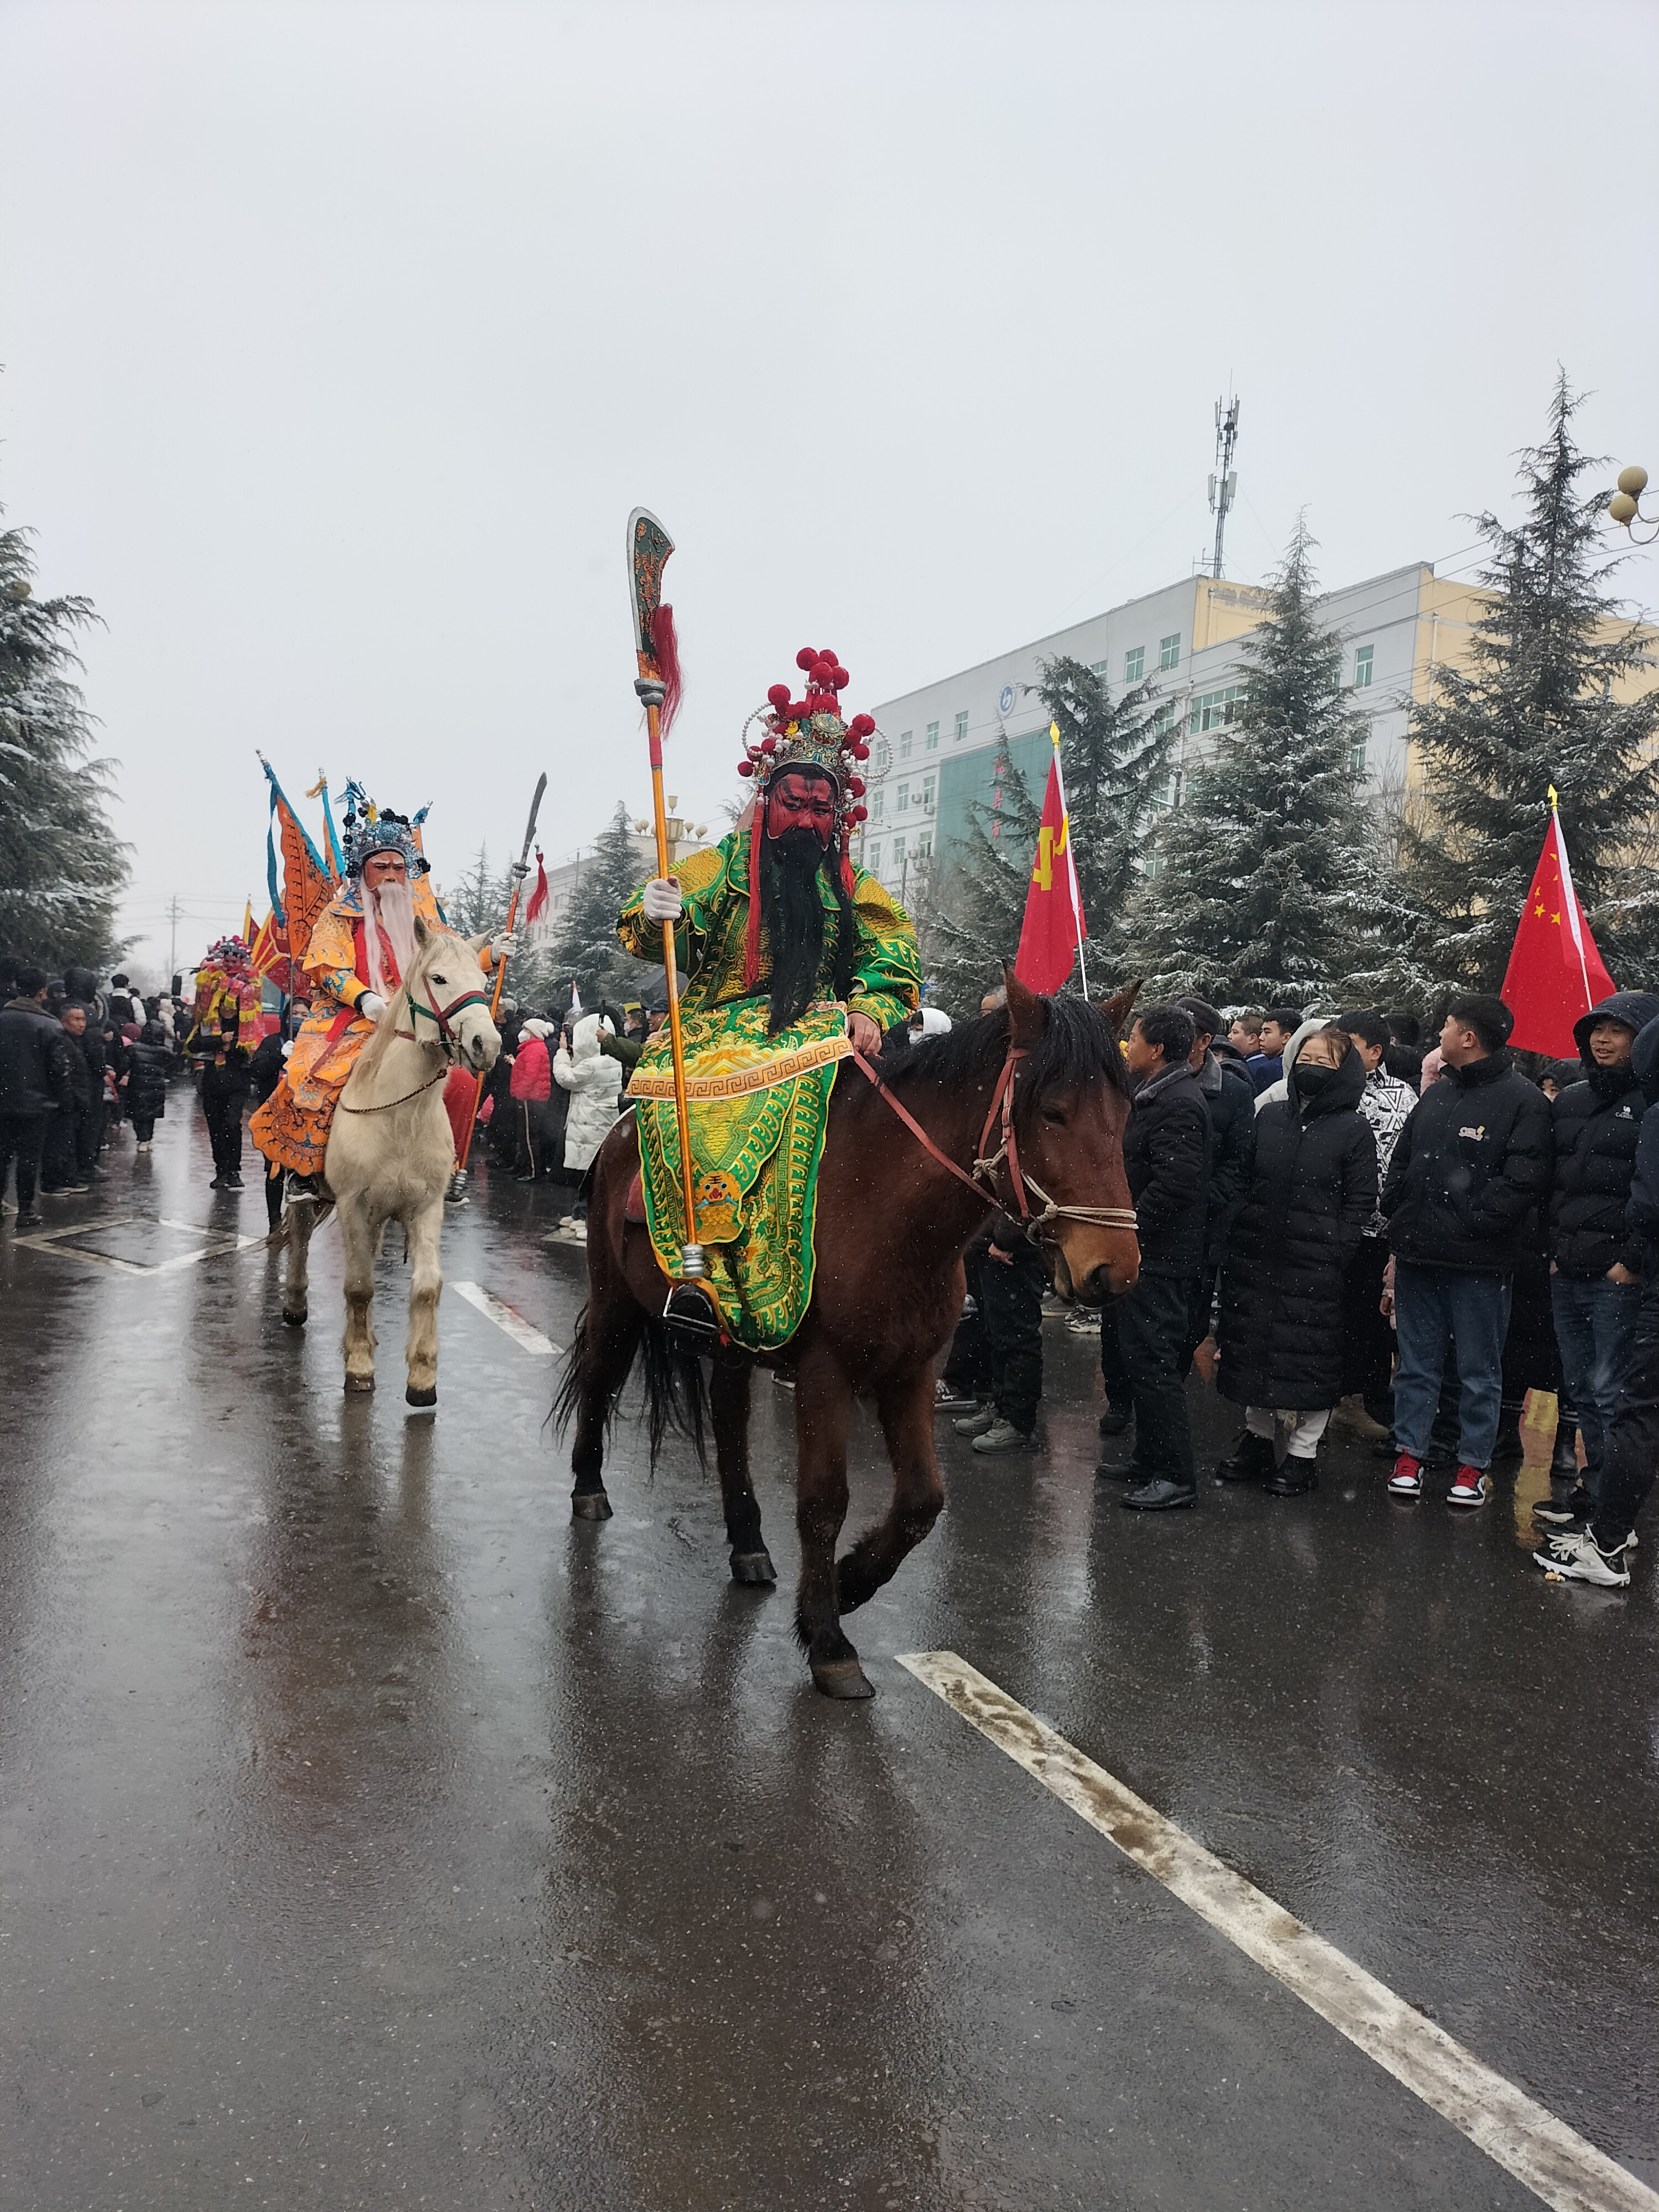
[[896, 781, 909, 812], [867, 841, 881, 872], [952, 712, 966, 745], [900, 731, 913, 760], [1150, 699, 1178, 735], [1350, 738, 1368, 774], [1354, 644, 1374, 689], [873, 790, 884, 821], [1124, 646, 1145, 685], [891, 835, 906, 866], [916, 833, 932, 860], [1159, 633, 1181, 671], [921, 775, 935, 810], [1189, 684, 1244, 735]]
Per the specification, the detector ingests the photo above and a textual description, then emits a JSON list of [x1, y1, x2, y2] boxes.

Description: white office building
[[858, 562, 1490, 896]]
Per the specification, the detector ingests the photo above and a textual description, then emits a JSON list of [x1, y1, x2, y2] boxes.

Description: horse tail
[[638, 1316, 708, 1472], [551, 1302, 708, 1474]]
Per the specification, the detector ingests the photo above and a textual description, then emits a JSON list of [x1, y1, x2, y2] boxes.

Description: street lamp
[[1609, 465, 1657, 545], [632, 796, 707, 869]]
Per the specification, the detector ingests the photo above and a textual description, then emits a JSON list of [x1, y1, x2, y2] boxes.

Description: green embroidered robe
[[617, 828, 921, 1349]]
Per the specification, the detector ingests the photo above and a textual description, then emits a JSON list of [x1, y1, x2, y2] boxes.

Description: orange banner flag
[[1499, 793, 1615, 1057], [1015, 726, 1088, 995]]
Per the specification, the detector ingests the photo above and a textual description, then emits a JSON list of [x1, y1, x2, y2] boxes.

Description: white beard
[[363, 880, 418, 996]]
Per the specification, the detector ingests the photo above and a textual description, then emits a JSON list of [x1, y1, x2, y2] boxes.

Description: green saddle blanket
[[627, 998, 852, 1352]]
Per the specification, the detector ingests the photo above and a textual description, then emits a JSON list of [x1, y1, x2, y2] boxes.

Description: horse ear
[[1001, 962, 1048, 1048], [1098, 978, 1142, 1036], [413, 915, 431, 946]]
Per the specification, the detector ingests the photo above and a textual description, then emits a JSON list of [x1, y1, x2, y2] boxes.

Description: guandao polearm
[[625, 507, 704, 1280], [452, 770, 547, 1183]]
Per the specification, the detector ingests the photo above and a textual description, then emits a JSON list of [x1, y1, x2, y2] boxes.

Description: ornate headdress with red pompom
[[735, 645, 878, 987]]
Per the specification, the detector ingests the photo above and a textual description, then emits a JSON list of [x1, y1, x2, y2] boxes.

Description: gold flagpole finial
[[1050, 720, 1061, 748], [1548, 783, 1559, 809]]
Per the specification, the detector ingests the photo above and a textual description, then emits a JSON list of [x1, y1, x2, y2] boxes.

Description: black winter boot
[[1216, 1430, 1275, 1483]]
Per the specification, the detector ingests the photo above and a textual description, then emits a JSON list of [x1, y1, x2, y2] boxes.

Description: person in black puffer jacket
[[0, 966, 74, 1224], [123, 1022, 172, 1146], [1543, 989, 1659, 1515], [1098, 1003, 1212, 1511], [1380, 993, 1554, 1507], [1175, 996, 1256, 1369], [1215, 1024, 1377, 1494]]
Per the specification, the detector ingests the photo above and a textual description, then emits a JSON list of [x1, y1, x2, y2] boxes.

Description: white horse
[[281, 916, 501, 1404]]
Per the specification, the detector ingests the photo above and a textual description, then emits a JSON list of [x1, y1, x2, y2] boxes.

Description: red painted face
[[765, 770, 837, 850]]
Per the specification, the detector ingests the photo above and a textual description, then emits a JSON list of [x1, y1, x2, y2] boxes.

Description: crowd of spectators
[[937, 983, 1659, 1593]]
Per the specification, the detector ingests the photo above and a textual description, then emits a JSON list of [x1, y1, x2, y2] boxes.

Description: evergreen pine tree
[[916, 746, 1046, 1007], [441, 843, 503, 938], [549, 802, 651, 1008], [1403, 374, 1659, 988], [0, 507, 129, 969], [1038, 654, 1177, 989], [1130, 521, 1384, 1005]]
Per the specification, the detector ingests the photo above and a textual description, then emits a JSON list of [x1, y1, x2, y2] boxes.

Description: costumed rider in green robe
[[618, 643, 921, 1352]]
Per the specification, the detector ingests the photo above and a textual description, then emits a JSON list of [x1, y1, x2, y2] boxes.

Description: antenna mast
[[1208, 396, 1241, 578]]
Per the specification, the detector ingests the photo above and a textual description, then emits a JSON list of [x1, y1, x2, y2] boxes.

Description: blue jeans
[[1550, 1272, 1644, 1498], [1392, 1262, 1512, 1471]]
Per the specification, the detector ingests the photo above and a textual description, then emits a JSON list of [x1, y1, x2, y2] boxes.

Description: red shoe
[[1387, 1452, 1423, 1498], [1447, 1464, 1489, 1507]]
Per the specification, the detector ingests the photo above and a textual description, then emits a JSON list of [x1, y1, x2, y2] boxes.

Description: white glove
[[642, 877, 682, 924], [488, 931, 520, 963], [359, 991, 387, 1021]]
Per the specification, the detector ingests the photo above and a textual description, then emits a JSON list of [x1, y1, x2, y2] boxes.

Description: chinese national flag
[[1015, 733, 1087, 994], [1500, 804, 1615, 1057]]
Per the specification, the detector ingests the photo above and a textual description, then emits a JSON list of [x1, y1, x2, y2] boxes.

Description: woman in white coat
[[552, 1011, 623, 1238]]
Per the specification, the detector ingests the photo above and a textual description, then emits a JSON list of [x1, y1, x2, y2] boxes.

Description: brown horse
[[554, 971, 1140, 1698]]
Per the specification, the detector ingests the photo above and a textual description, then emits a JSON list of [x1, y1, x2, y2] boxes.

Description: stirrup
[[285, 1170, 322, 1206], [662, 1280, 725, 1352]]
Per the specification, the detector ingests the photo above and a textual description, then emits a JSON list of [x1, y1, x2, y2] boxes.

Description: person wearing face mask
[[1214, 1023, 1378, 1494], [618, 644, 920, 1353]]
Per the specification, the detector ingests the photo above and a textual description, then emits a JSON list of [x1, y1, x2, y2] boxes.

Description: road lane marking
[[451, 1281, 560, 1356], [897, 1650, 1657, 2212], [11, 1215, 263, 1274]]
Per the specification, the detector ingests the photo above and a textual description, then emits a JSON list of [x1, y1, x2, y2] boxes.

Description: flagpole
[[1050, 722, 1089, 999], [1549, 784, 1594, 1010]]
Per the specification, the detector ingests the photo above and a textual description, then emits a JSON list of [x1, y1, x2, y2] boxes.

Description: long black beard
[[760, 830, 853, 1035]]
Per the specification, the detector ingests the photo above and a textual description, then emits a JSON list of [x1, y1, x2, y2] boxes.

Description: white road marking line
[[897, 1650, 1657, 2212], [11, 1215, 262, 1274], [451, 1280, 560, 1357]]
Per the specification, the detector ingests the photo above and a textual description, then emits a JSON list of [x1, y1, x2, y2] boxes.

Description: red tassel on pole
[[651, 605, 683, 738], [525, 847, 549, 922]]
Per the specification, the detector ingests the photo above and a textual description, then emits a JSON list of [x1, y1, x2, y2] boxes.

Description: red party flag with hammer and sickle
[[1500, 790, 1615, 1056], [1015, 724, 1088, 995]]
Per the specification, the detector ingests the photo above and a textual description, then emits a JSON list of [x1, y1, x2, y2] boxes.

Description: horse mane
[[879, 995, 1129, 1124], [349, 928, 453, 1083]]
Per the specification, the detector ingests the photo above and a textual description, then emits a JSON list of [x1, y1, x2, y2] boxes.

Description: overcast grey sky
[[2, 0, 1655, 977]]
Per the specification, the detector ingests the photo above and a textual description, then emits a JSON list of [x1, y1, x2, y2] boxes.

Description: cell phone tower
[[1208, 397, 1241, 579]]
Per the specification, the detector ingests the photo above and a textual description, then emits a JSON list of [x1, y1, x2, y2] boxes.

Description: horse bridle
[[849, 1043, 1138, 1244], [397, 978, 492, 1056]]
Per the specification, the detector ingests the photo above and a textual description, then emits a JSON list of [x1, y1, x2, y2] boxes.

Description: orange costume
[[251, 873, 454, 1177]]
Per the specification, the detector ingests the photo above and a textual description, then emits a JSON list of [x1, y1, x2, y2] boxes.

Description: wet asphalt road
[[1, 1100, 1655, 2211]]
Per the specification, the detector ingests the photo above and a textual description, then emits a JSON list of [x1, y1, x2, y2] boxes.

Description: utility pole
[[166, 895, 184, 978], [1208, 396, 1241, 578]]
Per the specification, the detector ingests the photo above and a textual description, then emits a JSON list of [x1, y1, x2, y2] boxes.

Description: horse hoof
[[345, 1374, 375, 1395], [811, 1657, 875, 1700], [282, 1310, 307, 1329], [731, 1550, 776, 1587], [405, 1384, 437, 1408], [571, 1490, 613, 1522]]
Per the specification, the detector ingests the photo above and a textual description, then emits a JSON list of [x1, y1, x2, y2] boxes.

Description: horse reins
[[338, 977, 491, 1115], [848, 1045, 1138, 1243]]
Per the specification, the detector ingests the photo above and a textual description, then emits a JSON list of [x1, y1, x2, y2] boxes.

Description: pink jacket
[[509, 1033, 552, 1102]]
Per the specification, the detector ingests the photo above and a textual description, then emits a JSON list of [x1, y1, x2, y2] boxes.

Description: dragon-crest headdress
[[338, 781, 432, 879]]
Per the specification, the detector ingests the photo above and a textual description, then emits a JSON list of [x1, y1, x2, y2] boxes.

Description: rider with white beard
[[250, 794, 517, 1202]]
